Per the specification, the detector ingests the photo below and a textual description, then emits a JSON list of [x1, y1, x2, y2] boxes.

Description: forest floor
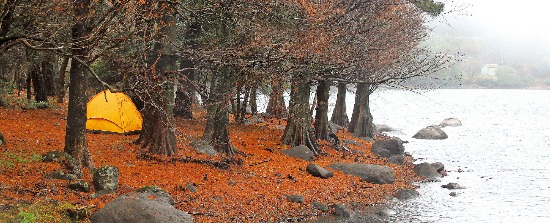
[[0, 98, 422, 223]]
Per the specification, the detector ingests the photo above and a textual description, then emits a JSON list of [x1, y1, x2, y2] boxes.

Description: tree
[[330, 82, 349, 127], [134, 1, 178, 156], [64, 0, 93, 169]]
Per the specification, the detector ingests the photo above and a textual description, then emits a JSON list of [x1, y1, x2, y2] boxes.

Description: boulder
[[281, 145, 314, 161], [243, 114, 265, 125], [93, 166, 119, 192], [306, 164, 334, 179], [413, 162, 441, 179], [412, 126, 448, 140], [439, 118, 462, 127], [190, 141, 217, 156], [388, 155, 405, 165], [328, 163, 395, 184], [372, 148, 391, 158], [395, 189, 420, 200], [328, 122, 344, 133], [90, 187, 193, 223], [372, 137, 405, 155], [442, 183, 465, 190]]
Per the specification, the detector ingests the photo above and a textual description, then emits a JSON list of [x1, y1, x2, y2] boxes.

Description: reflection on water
[[358, 89, 550, 223]]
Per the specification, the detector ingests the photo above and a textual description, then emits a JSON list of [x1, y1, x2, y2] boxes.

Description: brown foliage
[[0, 104, 421, 222]]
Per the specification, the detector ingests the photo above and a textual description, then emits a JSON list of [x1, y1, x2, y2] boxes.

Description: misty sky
[[440, 0, 550, 40]]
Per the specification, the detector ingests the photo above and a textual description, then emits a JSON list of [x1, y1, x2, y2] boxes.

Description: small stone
[[449, 192, 458, 197], [228, 180, 236, 186], [312, 201, 329, 212], [306, 163, 334, 179], [395, 189, 420, 200], [185, 183, 197, 193], [68, 180, 91, 193], [331, 203, 352, 218], [442, 182, 465, 190], [285, 194, 304, 203], [93, 166, 119, 191]]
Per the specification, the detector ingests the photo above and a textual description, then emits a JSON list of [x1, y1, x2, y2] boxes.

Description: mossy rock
[[93, 166, 119, 191], [41, 151, 82, 177]]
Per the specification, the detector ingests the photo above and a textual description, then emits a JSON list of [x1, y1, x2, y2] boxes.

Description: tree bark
[[42, 56, 55, 97], [266, 78, 287, 118], [331, 82, 348, 128], [64, 0, 93, 170], [56, 57, 70, 103], [174, 58, 194, 119], [349, 83, 377, 138], [202, 66, 234, 155], [281, 72, 319, 154], [29, 62, 47, 102], [348, 83, 366, 133], [314, 80, 330, 140]]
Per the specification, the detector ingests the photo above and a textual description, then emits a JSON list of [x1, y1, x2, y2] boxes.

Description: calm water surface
[[360, 89, 550, 223]]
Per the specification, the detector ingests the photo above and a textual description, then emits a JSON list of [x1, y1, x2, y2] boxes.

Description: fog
[[425, 0, 550, 88]]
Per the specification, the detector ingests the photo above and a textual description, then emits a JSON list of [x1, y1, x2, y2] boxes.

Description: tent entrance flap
[[86, 90, 143, 134]]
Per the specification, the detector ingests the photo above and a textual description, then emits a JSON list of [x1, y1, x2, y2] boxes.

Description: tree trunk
[[331, 82, 348, 128], [136, 77, 177, 156], [174, 59, 194, 119], [281, 73, 319, 154], [249, 86, 257, 114], [42, 56, 55, 96], [266, 78, 287, 118], [56, 57, 70, 103], [29, 62, 48, 102], [314, 80, 330, 140], [348, 83, 366, 133], [136, 2, 177, 156], [349, 84, 377, 138], [202, 66, 234, 155], [64, 0, 93, 170]]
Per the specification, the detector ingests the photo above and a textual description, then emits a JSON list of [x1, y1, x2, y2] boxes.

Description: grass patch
[[0, 150, 42, 172], [0, 201, 91, 223]]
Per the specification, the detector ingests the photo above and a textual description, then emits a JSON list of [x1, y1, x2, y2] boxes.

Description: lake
[[361, 89, 550, 222]]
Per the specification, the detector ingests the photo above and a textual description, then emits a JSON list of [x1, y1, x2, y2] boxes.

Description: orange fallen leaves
[[0, 106, 421, 222]]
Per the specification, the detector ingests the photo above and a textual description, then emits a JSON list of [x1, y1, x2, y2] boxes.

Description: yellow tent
[[86, 90, 142, 134]]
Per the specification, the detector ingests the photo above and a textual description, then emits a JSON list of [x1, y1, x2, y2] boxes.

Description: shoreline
[[0, 107, 424, 222]]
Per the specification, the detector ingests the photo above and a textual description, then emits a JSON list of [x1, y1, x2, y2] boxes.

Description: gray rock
[[191, 141, 217, 156], [328, 163, 395, 184], [431, 162, 445, 173], [306, 164, 334, 179], [449, 192, 458, 197], [285, 194, 304, 203], [90, 188, 193, 223], [328, 122, 344, 133], [281, 145, 314, 161], [47, 170, 78, 181], [442, 183, 465, 190], [331, 203, 352, 218], [342, 139, 361, 146], [185, 183, 197, 193], [136, 186, 175, 205], [243, 114, 265, 125], [372, 147, 391, 158], [93, 166, 119, 191], [412, 126, 448, 140], [440, 118, 462, 127], [388, 155, 405, 165], [395, 189, 420, 200], [372, 137, 405, 155], [413, 162, 441, 179], [312, 201, 329, 212], [68, 180, 91, 193]]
